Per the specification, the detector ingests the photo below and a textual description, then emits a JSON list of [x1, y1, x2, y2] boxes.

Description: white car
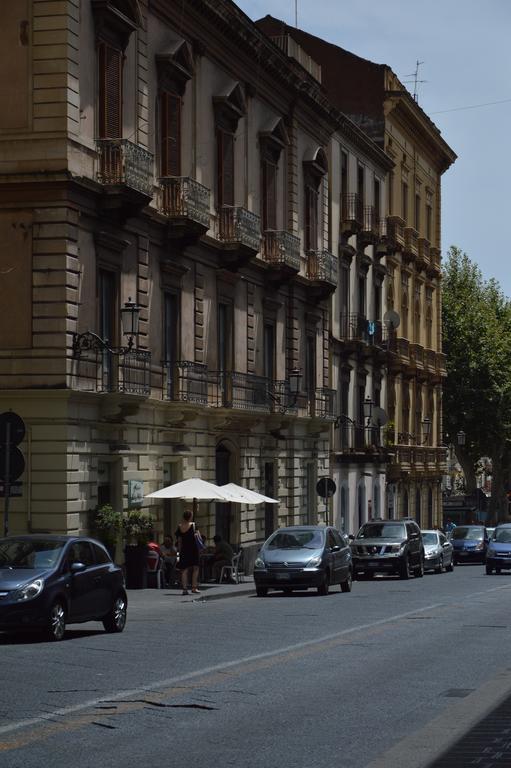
[[422, 529, 454, 573]]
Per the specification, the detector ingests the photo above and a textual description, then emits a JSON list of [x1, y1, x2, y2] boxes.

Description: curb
[[191, 586, 256, 602]]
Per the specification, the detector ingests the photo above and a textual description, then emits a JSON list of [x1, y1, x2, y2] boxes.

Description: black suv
[[351, 519, 424, 579]]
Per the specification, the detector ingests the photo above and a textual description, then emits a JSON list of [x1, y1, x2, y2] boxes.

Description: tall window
[[263, 322, 275, 381], [401, 272, 409, 339], [374, 178, 381, 221], [262, 159, 277, 231], [218, 302, 233, 371], [305, 334, 316, 395], [217, 130, 234, 208], [357, 165, 365, 203], [402, 181, 408, 223], [426, 204, 432, 241], [98, 42, 122, 139], [304, 184, 318, 251], [164, 292, 180, 365], [374, 283, 381, 323], [414, 282, 421, 344], [388, 171, 394, 215], [160, 92, 181, 176], [414, 193, 421, 232], [341, 151, 348, 198]]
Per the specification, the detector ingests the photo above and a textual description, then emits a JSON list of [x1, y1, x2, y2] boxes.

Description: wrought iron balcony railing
[[386, 216, 405, 249], [360, 205, 379, 242], [310, 388, 336, 420], [418, 237, 431, 265], [336, 417, 382, 452], [72, 332, 151, 396], [339, 314, 385, 346], [306, 249, 338, 287], [96, 139, 153, 197], [262, 230, 301, 272], [158, 177, 210, 229], [269, 380, 299, 414], [163, 360, 209, 405], [219, 206, 261, 252], [341, 193, 363, 229], [210, 371, 270, 412]]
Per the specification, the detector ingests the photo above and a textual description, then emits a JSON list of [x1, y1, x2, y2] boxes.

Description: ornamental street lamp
[[120, 297, 141, 350]]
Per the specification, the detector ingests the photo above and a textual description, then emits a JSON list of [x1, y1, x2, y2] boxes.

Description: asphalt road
[[1, 564, 511, 768]]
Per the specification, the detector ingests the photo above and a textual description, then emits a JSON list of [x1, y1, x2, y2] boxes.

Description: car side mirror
[[70, 561, 87, 573], [331, 545, 341, 552]]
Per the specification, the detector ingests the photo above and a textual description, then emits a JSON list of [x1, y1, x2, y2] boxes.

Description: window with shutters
[[217, 129, 234, 208], [160, 92, 181, 177], [304, 184, 318, 251], [98, 42, 122, 139]]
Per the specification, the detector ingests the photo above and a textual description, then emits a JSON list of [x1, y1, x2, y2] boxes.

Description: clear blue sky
[[236, 0, 511, 296]]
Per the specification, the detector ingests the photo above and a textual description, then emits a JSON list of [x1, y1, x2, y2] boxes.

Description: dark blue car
[[0, 535, 127, 640], [451, 525, 488, 565], [486, 524, 511, 574]]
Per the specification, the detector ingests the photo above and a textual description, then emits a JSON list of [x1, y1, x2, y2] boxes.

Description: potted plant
[[92, 504, 122, 560], [122, 509, 155, 589]]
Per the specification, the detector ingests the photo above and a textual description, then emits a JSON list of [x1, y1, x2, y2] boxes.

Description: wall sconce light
[[73, 297, 141, 357], [420, 417, 432, 445]]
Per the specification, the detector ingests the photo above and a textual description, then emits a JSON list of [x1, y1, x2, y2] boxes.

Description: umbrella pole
[[193, 497, 197, 519]]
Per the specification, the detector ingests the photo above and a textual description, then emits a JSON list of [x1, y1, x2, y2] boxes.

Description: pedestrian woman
[[175, 510, 201, 595]]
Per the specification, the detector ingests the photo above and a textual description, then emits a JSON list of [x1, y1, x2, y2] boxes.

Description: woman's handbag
[[194, 524, 206, 551]]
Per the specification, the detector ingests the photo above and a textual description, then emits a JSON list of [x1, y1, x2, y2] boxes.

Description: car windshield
[[493, 528, 511, 543], [357, 523, 406, 540], [422, 532, 438, 545], [267, 530, 324, 550], [452, 527, 485, 541], [0, 539, 65, 569]]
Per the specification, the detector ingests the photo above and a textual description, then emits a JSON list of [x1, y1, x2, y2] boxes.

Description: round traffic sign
[[316, 477, 336, 499], [0, 446, 25, 483], [0, 412, 25, 446]]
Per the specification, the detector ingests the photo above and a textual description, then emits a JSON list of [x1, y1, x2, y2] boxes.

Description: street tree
[[442, 246, 511, 521]]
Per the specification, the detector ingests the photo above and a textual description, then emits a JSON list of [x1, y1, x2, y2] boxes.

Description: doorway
[[215, 443, 232, 543], [264, 462, 276, 538]]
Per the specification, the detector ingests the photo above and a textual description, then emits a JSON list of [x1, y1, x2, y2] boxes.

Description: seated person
[[212, 535, 235, 583], [160, 535, 178, 587]]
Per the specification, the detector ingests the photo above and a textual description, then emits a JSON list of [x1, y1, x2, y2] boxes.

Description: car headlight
[[11, 579, 44, 602], [387, 544, 404, 554], [305, 555, 322, 568], [254, 557, 266, 569]]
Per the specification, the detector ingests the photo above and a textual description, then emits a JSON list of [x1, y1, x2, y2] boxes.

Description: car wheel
[[256, 586, 268, 597], [318, 572, 330, 596], [103, 592, 127, 633], [283, 587, 293, 595], [435, 556, 443, 574], [399, 558, 410, 580], [415, 556, 424, 578], [341, 569, 353, 593], [486, 564, 493, 575], [496, 567, 502, 575], [47, 600, 66, 641], [446, 558, 454, 572]]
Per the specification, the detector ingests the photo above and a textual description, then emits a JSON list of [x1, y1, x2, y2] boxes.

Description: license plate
[[276, 572, 291, 580]]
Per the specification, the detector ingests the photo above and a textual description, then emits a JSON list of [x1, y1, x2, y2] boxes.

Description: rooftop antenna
[[406, 60, 426, 102], [294, 0, 298, 27]]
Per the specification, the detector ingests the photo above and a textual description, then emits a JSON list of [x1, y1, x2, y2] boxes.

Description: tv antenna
[[403, 60, 427, 102], [294, 0, 298, 27]]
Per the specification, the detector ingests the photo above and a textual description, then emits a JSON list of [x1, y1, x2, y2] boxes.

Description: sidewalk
[[126, 577, 256, 605]]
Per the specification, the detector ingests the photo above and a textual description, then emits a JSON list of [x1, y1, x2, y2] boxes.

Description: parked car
[[450, 525, 488, 565], [486, 524, 511, 574], [0, 535, 128, 640], [351, 519, 424, 579], [253, 526, 352, 596], [421, 529, 454, 573]]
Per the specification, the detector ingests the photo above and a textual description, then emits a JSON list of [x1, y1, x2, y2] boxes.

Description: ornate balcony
[[375, 217, 389, 255], [339, 314, 385, 348], [310, 388, 336, 420], [217, 206, 261, 269], [437, 352, 447, 374], [429, 246, 442, 276], [96, 138, 153, 218], [162, 361, 209, 406], [306, 249, 338, 299], [386, 216, 405, 251], [269, 380, 299, 415], [210, 371, 270, 413], [72, 332, 151, 396], [262, 230, 301, 279], [340, 193, 363, 236], [359, 205, 379, 245], [411, 343, 425, 368], [426, 349, 437, 372], [404, 227, 419, 260], [335, 417, 386, 460], [417, 237, 431, 268], [158, 177, 210, 243]]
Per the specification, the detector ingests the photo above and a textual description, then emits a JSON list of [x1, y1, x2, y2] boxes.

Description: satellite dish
[[384, 310, 400, 329], [371, 407, 388, 427]]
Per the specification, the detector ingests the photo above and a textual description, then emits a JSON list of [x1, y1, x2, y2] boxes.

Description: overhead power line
[[431, 97, 511, 115]]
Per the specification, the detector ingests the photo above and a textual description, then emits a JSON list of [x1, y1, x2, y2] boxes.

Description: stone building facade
[[257, 16, 457, 530]]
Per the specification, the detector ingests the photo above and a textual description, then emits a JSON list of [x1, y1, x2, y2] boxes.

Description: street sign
[[316, 477, 336, 499], [0, 481, 22, 498], [0, 412, 25, 446], [0, 446, 25, 483]]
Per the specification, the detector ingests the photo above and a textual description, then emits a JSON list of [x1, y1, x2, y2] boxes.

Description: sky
[[235, 0, 511, 296]]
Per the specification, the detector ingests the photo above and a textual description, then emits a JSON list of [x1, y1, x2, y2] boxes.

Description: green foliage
[[122, 509, 154, 544], [93, 504, 122, 544]]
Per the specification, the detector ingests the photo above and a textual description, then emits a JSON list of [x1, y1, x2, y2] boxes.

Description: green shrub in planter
[[93, 504, 123, 547], [122, 509, 154, 545]]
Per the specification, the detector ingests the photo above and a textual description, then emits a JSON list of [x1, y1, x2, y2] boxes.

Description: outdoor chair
[[219, 550, 244, 584], [146, 549, 163, 589]]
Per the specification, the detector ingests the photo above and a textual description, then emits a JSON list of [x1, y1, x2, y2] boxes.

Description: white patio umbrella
[[145, 477, 232, 516], [219, 482, 279, 505]]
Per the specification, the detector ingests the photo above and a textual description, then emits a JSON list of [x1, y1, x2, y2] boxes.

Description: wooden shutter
[[160, 92, 181, 177], [217, 130, 234, 207], [262, 160, 277, 230], [98, 43, 122, 139], [304, 185, 318, 251]]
